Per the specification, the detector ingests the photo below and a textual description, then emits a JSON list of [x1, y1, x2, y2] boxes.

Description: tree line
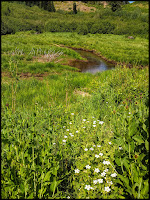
[[14, 1, 56, 12]]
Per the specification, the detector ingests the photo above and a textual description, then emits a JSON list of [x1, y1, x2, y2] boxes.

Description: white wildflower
[[111, 173, 117, 177], [93, 180, 98, 184], [104, 168, 109, 172], [108, 142, 112, 145], [85, 165, 91, 169], [64, 135, 68, 138], [85, 185, 91, 191], [104, 186, 111, 192], [75, 169, 80, 173], [84, 148, 88, 151], [99, 121, 104, 125], [97, 145, 101, 147], [93, 125, 96, 127], [94, 168, 100, 173], [71, 113, 74, 115], [89, 147, 94, 151], [101, 172, 106, 177], [97, 179, 103, 183], [62, 140, 66, 143], [95, 154, 100, 158], [99, 153, 103, 156], [103, 160, 110, 165]]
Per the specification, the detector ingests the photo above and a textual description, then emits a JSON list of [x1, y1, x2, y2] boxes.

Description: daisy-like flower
[[66, 129, 69, 131], [97, 179, 103, 183], [94, 168, 100, 173], [107, 181, 113, 185], [53, 143, 56, 145], [95, 154, 100, 158], [97, 145, 101, 147], [71, 113, 74, 115], [83, 119, 86, 122], [76, 131, 79, 133], [69, 122, 72, 124], [62, 140, 66, 143], [104, 168, 109, 172], [93, 180, 98, 184], [64, 135, 68, 138], [84, 148, 88, 151], [93, 125, 96, 127], [83, 127, 86, 129], [101, 172, 106, 177], [75, 169, 80, 173], [63, 126, 65, 128], [89, 147, 94, 151], [69, 133, 73, 136], [70, 134, 74, 137], [108, 142, 112, 145], [111, 173, 117, 177], [99, 121, 104, 125], [93, 144, 96, 147], [67, 196, 70, 199], [85, 185, 91, 191], [104, 186, 111, 192], [85, 165, 91, 169], [93, 121, 96, 124], [103, 160, 110, 165], [99, 153, 103, 156], [119, 146, 123, 150], [87, 121, 89, 123], [106, 102, 108, 104]]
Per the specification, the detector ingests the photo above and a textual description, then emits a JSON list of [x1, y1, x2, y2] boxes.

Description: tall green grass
[[1, 31, 149, 70], [1, 65, 149, 198]]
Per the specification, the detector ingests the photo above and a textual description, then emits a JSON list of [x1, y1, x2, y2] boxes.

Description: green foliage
[[1, 1, 149, 38], [90, 21, 115, 34]]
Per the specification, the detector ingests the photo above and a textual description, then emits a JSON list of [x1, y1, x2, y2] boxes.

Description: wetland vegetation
[[1, 1, 149, 199]]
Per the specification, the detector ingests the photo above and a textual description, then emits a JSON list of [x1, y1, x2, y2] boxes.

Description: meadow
[[1, 29, 149, 199]]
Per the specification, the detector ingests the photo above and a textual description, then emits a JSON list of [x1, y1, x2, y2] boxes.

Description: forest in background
[[1, 1, 149, 38]]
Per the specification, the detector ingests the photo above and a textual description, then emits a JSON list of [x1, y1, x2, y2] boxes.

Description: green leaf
[[132, 135, 144, 145], [52, 165, 59, 176], [50, 179, 57, 194], [118, 174, 129, 186], [43, 171, 52, 182], [145, 140, 149, 151], [115, 157, 121, 166], [142, 123, 148, 134], [141, 180, 149, 196]]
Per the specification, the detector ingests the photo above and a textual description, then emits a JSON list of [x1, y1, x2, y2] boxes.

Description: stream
[[69, 49, 115, 74]]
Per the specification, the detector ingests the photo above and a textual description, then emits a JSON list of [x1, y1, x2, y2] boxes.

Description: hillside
[[1, 1, 149, 38]]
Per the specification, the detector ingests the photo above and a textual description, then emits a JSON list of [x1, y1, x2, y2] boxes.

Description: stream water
[[70, 49, 115, 74]]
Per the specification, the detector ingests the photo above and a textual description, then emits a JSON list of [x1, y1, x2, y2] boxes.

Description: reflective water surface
[[70, 49, 115, 74]]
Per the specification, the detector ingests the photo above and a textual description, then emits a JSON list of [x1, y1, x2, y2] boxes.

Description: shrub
[[90, 21, 115, 34], [76, 24, 88, 35]]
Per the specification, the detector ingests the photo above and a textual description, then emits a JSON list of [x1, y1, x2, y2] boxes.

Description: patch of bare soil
[[1, 72, 57, 80], [74, 89, 91, 97], [54, 1, 96, 12]]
